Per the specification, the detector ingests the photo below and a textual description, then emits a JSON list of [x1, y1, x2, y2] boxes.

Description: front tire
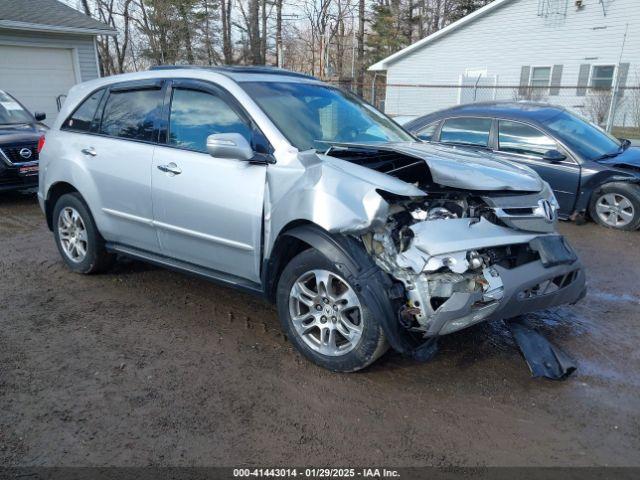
[[276, 248, 388, 372], [589, 183, 640, 231], [53, 193, 114, 274]]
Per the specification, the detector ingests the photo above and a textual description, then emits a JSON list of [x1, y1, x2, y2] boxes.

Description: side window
[[99, 88, 162, 142], [416, 122, 438, 141], [62, 89, 105, 132], [168, 88, 252, 152], [440, 117, 492, 147], [498, 120, 557, 158]]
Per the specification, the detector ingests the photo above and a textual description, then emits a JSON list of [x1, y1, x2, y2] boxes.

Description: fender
[[574, 173, 640, 215], [270, 224, 423, 356]]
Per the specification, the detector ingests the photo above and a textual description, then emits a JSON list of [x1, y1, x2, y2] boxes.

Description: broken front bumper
[[427, 257, 586, 336]]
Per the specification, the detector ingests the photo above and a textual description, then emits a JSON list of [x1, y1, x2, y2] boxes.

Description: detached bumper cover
[[429, 257, 586, 336]]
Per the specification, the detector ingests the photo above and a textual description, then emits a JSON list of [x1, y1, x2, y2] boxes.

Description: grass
[[612, 127, 640, 140]]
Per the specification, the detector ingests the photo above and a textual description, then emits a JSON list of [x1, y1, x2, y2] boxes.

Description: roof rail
[[149, 65, 316, 80]]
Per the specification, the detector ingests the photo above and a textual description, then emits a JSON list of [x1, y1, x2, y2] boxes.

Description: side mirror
[[542, 149, 566, 162], [206, 133, 253, 161], [34, 112, 46, 121]]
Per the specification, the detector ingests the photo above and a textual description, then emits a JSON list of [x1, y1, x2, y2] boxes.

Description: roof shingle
[[0, 0, 116, 35]]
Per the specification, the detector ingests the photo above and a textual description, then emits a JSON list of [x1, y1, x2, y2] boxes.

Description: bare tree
[[81, 0, 133, 74], [583, 90, 617, 127], [77, 0, 491, 94]]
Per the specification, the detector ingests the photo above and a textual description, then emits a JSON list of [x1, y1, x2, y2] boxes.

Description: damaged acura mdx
[[38, 67, 586, 372]]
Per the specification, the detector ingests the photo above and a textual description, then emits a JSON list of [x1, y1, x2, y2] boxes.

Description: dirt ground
[[1, 191, 639, 467]]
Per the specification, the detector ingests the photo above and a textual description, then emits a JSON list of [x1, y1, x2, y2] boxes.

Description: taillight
[[37, 135, 45, 154]]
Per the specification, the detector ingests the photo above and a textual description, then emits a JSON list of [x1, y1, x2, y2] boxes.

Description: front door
[[151, 81, 266, 282], [493, 119, 581, 215]]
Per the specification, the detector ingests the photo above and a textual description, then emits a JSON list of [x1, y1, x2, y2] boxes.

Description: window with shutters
[[590, 65, 615, 90], [530, 67, 551, 91]]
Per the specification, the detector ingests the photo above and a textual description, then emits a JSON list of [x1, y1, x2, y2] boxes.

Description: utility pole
[[276, 0, 283, 67], [356, 0, 365, 95], [606, 23, 629, 133]]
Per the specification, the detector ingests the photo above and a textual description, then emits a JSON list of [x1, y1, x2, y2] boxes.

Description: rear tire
[[589, 183, 640, 231], [276, 248, 388, 372], [52, 192, 114, 274]]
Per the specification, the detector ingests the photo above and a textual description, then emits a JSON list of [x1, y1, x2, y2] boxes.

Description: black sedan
[[405, 102, 640, 230], [0, 90, 47, 193]]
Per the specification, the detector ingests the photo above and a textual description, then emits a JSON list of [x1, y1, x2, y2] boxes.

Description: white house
[[0, 0, 115, 122], [369, 0, 640, 128]]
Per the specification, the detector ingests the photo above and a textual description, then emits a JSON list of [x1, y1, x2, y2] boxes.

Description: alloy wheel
[[288, 269, 363, 356], [57, 206, 88, 263], [595, 193, 635, 228]]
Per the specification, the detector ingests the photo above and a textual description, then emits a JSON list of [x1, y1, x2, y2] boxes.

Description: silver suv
[[38, 67, 586, 372]]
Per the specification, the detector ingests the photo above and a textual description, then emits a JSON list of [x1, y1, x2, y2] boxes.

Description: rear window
[[99, 88, 163, 142], [62, 89, 105, 132], [440, 117, 492, 147]]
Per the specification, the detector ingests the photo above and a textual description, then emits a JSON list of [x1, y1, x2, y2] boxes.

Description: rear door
[[69, 80, 164, 252], [151, 79, 266, 282], [492, 119, 580, 214]]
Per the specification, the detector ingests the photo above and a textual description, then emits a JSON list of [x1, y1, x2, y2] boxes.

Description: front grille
[[0, 142, 39, 164]]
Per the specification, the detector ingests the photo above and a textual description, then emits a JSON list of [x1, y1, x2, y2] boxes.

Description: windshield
[[544, 110, 621, 161], [241, 81, 414, 151], [0, 91, 32, 125]]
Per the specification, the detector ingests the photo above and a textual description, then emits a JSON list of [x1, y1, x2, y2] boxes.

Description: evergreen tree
[[367, 3, 409, 64]]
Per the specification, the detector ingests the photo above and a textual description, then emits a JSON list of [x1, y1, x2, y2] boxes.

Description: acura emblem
[[538, 199, 555, 222], [19, 147, 32, 159]]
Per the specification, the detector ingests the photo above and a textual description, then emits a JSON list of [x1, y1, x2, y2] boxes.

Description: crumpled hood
[[597, 146, 640, 173], [334, 141, 544, 192]]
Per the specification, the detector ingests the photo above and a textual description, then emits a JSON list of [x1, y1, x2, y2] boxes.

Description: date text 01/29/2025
[[233, 468, 401, 478]]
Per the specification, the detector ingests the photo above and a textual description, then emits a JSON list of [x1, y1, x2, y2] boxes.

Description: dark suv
[[0, 90, 47, 192]]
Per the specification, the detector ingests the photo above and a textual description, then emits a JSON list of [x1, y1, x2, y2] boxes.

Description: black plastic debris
[[411, 337, 439, 363], [506, 317, 577, 380]]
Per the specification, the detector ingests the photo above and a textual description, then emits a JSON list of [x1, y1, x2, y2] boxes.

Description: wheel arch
[[45, 181, 80, 231], [263, 220, 327, 302], [576, 173, 640, 219], [263, 221, 419, 356]]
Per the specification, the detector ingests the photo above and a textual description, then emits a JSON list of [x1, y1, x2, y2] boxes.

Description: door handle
[[157, 162, 182, 175], [81, 147, 97, 157]]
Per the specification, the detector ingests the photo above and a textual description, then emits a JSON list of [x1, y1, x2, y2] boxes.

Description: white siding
[[383, 0, 640, 126]]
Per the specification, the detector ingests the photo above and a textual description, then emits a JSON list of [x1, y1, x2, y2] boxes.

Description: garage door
[[0, 45, 78, 124]]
